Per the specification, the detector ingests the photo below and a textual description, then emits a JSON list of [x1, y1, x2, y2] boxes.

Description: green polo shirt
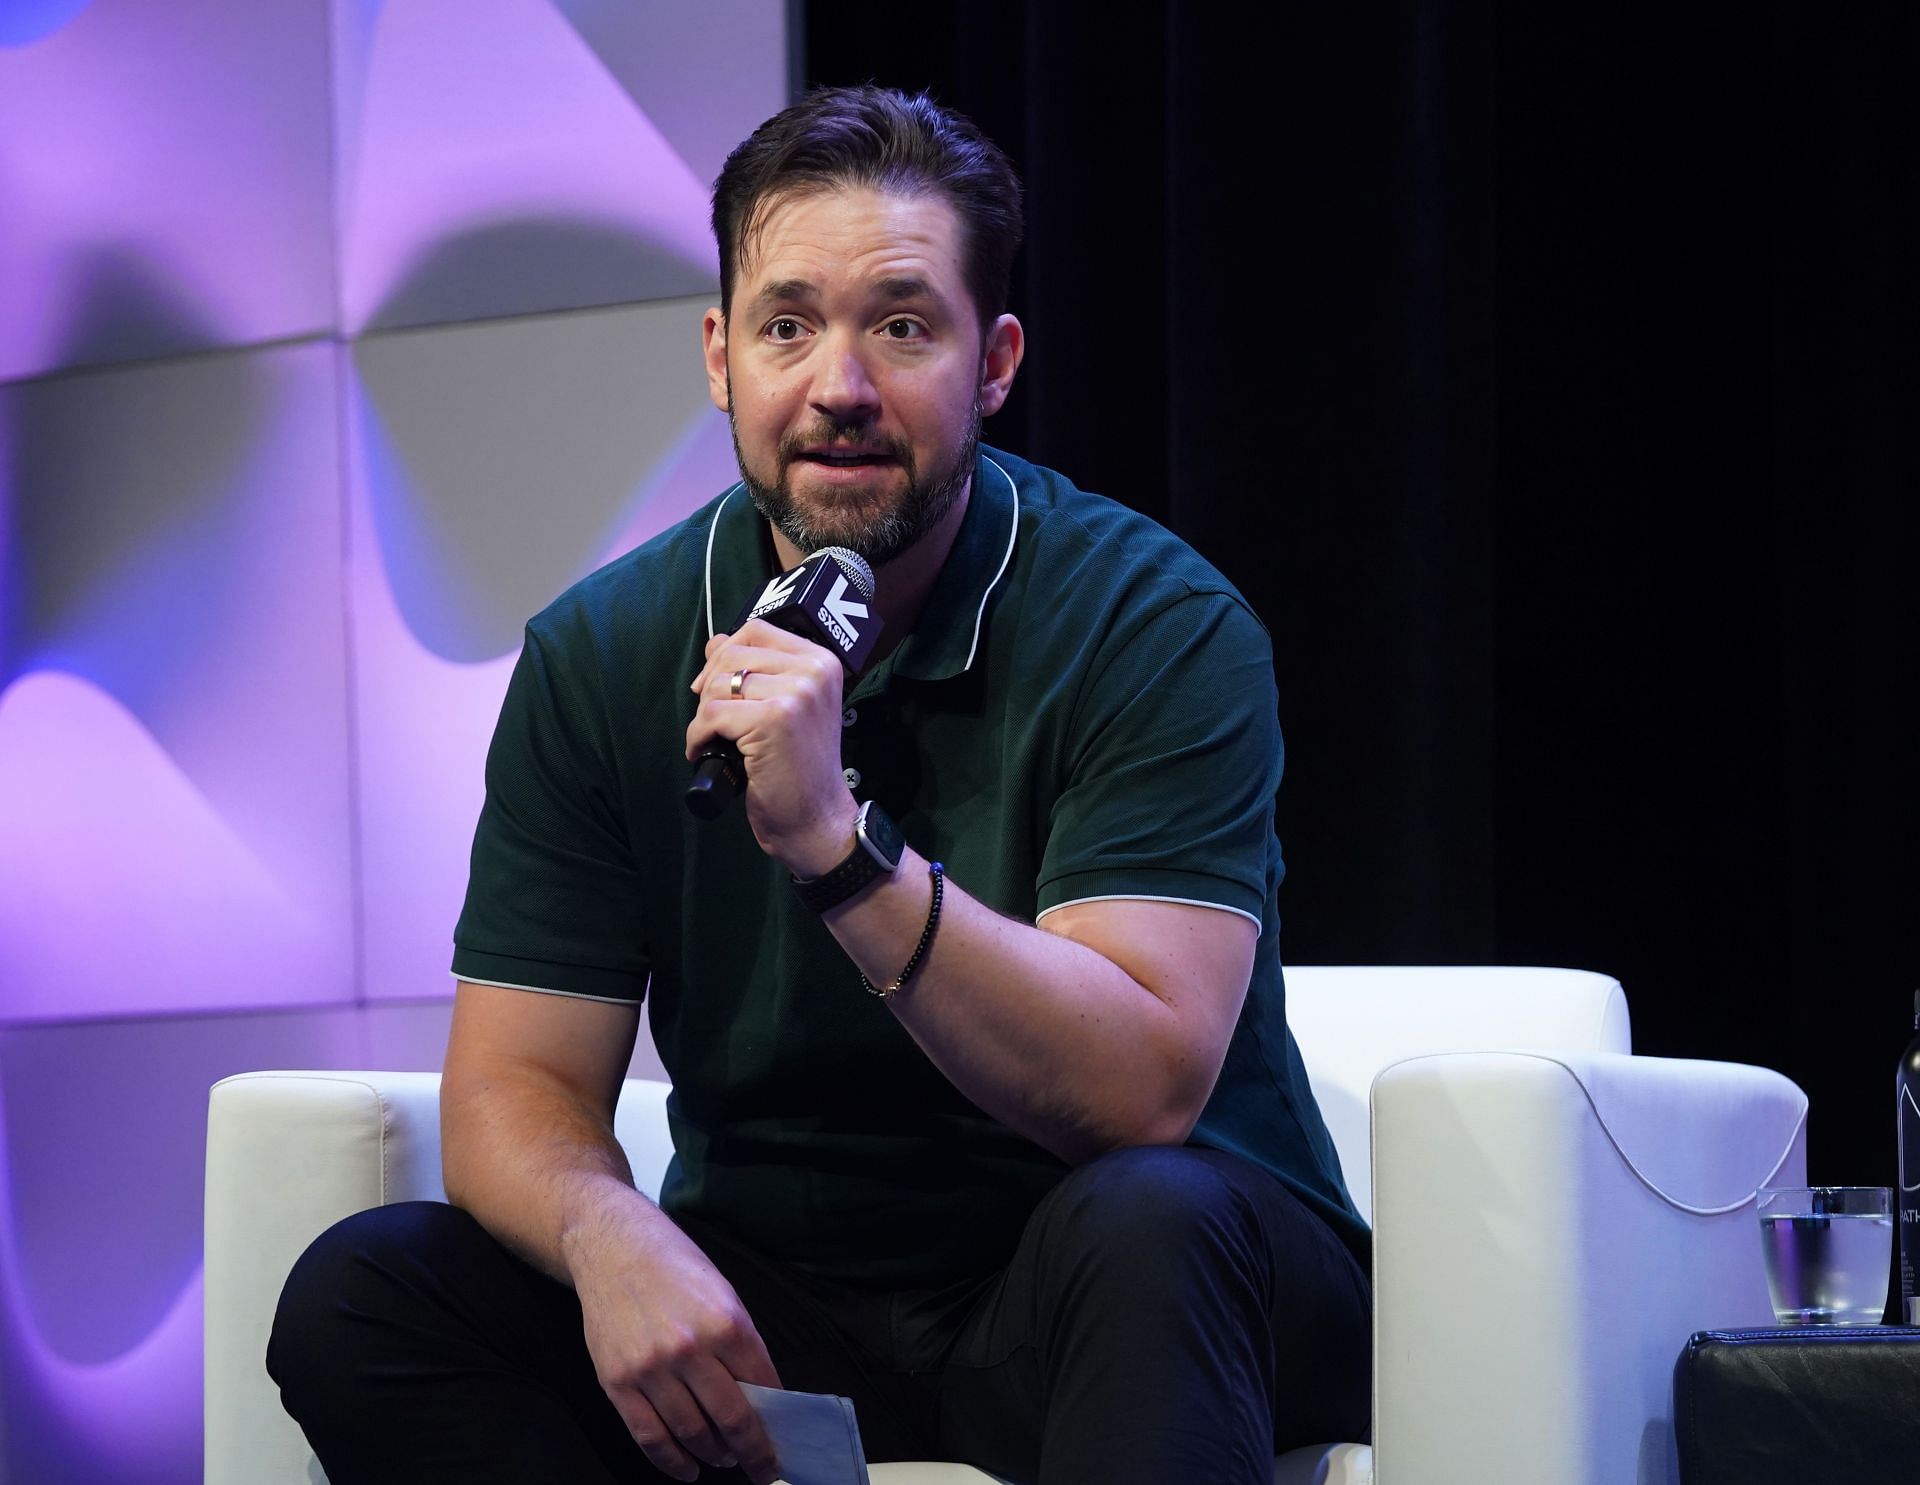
[[453, 445, 1366, 1288]]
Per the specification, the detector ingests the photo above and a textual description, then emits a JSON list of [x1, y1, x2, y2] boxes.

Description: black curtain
[[802, 4, 1919, 1187]]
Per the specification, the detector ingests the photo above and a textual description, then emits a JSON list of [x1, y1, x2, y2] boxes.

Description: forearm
[[822, 848, 1221, 1163], [439, 988, 786, 1484], [440, 1061, 669, 1287]]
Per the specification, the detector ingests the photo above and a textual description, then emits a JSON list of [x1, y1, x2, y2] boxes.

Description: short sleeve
[[451, 623, 648, 1001], [1034, 592, 1281, 925]]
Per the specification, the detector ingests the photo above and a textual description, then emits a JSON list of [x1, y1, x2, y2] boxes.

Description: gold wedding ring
[[729, 668, 749, 699]]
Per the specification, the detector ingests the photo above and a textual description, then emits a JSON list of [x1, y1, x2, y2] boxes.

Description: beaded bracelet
[[862, 861, 944, 1000]]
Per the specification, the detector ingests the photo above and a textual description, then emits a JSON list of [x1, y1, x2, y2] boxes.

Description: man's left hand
[[687, 619, 858, 874]]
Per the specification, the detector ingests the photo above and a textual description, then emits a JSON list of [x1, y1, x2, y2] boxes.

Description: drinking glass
[[1756, 1186, 1892, 1326]]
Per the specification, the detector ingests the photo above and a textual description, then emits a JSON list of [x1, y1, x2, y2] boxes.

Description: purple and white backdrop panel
[[0, 341, 357, 1024], [337, 0, 724, 333], [0, 3, 785, 1480], [0, 0, 337, 382], [347, 297, 743, 1003]]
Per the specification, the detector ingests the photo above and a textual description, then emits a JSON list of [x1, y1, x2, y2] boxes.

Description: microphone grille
[[814, 546, 876, 598]]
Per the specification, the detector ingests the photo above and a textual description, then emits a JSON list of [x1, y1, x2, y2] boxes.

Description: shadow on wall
[[0, 1001, 464, 1485], [353, 220, 724, 664], [2, 245, 264, 694], [361, 216, 715, 336]]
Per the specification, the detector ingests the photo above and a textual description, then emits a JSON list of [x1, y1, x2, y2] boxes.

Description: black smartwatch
[[791, 799, 905, 913]]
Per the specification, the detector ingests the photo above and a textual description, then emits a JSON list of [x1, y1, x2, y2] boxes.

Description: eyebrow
[[747, 279, 818, 313], [742, 276, 945, 316], [871, 276, 937, 304]]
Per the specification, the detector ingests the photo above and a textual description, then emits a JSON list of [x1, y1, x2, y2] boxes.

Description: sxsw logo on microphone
[[815, 576, 866, 654], [746, 556, 871, 663], [750, 567, 806, 618]]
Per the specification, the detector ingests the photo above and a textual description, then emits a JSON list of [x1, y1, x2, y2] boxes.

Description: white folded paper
[[738, 1382, 871, 1485]]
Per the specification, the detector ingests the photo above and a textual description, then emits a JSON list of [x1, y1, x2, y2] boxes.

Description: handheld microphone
[[684, 545, 882, 819]]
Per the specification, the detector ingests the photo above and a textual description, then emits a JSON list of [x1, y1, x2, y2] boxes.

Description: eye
[[882, 318, 925, 341], [766, 317, 805, 342]]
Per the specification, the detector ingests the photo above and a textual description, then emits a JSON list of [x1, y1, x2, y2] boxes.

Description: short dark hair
[[711, 85, 1024, 331]]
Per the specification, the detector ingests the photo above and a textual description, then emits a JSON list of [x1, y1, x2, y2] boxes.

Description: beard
[[730, 398, 981, 570]]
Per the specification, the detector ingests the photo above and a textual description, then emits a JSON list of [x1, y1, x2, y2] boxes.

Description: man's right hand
[[567, 1193, 784, 1484], [441, 982, 785, 1484]]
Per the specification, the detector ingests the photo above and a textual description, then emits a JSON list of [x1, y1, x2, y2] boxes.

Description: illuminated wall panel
[[0, 0, 336, 382], [335, 0, 751, 334], [0, 992, 659, 1485], [549, 0, 791, 189], [0, 1002, 438, 1485], [347, 298, 738, 1001], [0, 4, 787, 1478], [0, 344, 356, 1023]]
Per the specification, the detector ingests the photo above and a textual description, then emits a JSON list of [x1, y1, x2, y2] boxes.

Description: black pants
[[269, 1145, 1370, 1485]]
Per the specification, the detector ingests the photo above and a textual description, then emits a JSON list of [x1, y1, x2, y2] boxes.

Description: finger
[[690, 630, 732, 693], [607, 1388, 699, 1483], [701, 656, 812, 704], [717, 1326, 782, 1391], [693, 641, 813, 701], [684, 1357, 781, 1481], [733, 616, 841, 656], [684, 695, 786, 763], [643, 1373, 737, 1472], [707, 638, 824, 678], [693, 611, 839, 699]]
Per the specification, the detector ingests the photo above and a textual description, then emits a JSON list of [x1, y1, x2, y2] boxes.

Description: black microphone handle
[[684, 545, 879, 820], [684, 743, 746, 820]]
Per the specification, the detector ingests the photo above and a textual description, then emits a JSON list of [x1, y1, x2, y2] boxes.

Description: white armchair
[[205, 967, 1806, 1485]]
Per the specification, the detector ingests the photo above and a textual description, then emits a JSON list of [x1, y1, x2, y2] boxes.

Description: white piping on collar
[[964, 456, 1021, 673], [703, 483, 743, 638]]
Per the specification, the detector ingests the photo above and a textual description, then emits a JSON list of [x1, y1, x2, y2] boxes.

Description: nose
[[809, 333, 880, 422]]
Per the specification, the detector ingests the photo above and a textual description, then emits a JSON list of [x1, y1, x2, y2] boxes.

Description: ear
[[702, 307, 730, 413], [978, 313, 1025, 417]]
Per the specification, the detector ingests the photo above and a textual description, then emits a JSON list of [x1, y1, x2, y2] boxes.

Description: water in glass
[[1760, 1211, 1892, 1325]]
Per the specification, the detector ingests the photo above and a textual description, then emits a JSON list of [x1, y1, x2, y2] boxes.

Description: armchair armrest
[[206, 1072, 448, 1485], [1369, 1051, 1807, 1485], [204, 1070, 673, 1485]]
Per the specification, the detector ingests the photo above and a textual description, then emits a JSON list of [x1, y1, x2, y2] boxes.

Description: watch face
[[856, 800, 905, 870]]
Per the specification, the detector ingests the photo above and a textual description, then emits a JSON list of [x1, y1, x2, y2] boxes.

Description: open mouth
[[797, 449, 894, 468]]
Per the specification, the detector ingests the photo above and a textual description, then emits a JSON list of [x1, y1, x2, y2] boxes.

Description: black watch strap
[[792, 800, 902, 913]]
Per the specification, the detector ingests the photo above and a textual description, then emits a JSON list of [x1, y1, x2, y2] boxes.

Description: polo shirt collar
[[701, 447, 1021, 684]]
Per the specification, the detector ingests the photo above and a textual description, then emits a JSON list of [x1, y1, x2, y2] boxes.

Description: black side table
[[1674, 1327, 1920, 1484]]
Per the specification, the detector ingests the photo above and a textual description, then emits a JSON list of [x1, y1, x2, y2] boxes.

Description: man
[[271, 86, 1370, 1485]]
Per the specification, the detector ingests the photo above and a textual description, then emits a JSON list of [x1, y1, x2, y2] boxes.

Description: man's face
[[703, 186, 1017, 568]]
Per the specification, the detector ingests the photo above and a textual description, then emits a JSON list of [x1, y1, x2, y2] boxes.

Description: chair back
[[1283, 965, 1631, 1220]]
